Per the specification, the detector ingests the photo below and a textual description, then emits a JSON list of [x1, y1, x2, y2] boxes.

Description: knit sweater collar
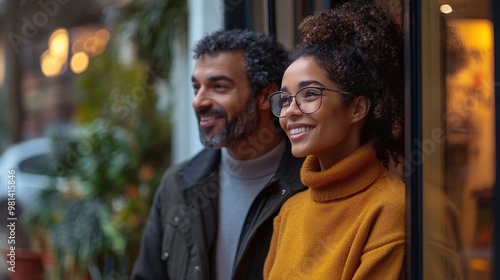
[[300, 143, 385, 202]]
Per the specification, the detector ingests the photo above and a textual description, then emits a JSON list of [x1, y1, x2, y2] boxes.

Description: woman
[[264, 1, 405, 279]]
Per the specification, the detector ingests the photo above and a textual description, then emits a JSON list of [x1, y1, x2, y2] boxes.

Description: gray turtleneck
[[215, 140, 286, 280]]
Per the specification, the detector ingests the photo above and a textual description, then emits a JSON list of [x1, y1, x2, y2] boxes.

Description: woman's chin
[[291, 147, 309, 158]]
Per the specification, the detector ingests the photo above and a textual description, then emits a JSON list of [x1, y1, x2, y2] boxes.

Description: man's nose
[[192, 87, 211, 110]]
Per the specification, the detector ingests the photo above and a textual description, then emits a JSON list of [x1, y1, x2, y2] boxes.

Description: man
[[132, 29, 305, 280]]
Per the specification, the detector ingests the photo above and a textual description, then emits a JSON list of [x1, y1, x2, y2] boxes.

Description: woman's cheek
[[279, 118, 287, 132]]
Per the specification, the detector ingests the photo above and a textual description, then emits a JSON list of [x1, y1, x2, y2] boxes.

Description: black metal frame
[[224, 0, 253, 30], [492, 0, 500, 278], [267, 0, 276, 36], [405, 0, 423, 279]]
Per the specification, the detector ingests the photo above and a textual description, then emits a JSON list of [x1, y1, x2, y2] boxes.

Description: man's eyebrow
[[191, 75, 235, 84], [207, 75, 235, 84]]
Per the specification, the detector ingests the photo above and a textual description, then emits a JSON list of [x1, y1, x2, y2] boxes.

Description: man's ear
[[351, 96, 370, 123], [257, 83, 279, 110]]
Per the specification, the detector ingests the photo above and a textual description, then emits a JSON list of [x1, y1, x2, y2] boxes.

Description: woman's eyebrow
[[298, 80, 323, 88], [280, 80, 324, 91]]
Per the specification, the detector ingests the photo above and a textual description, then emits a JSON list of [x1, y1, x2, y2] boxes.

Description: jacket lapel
[[176, 149, 221, 279]]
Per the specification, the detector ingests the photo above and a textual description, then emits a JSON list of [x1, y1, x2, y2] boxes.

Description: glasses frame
[[268, 86, 350, 118]]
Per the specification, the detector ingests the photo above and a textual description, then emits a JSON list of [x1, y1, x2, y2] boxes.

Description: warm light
[[93, 40, 107, 56], [41, 27, 109, 77], [41, 28, 69, 77], [72, 38, 85, 54], [41, 50, 63, 77], [49, 28, 69, 60], [95, 28, 110, 42], [469, 258, 489, 271], [440, 4, 453, 14], [83, 37, 97, 56], [451, 20, 493, 51], [70, 52, 89, 74], [83, 38, 107, 56], [81, 29, 110, 57]]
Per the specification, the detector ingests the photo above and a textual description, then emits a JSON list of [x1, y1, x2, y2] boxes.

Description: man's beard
[[197, 96, 259, 149]]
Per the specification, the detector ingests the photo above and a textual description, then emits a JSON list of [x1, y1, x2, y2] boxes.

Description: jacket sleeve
[[131, 188, 168, 280]]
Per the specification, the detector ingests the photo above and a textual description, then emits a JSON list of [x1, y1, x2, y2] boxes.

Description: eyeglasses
[[268, 86, 350, 118]]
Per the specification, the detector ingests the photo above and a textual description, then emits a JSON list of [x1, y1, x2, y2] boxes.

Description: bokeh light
[[70, 52, 90, 74]]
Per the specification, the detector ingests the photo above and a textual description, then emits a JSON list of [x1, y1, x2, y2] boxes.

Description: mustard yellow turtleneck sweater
[[264, 144, 405, 280]]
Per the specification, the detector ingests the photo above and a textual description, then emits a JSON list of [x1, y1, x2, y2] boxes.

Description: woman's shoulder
[[280, 189, 310, 211], [375, 170, 405, 192], [369, 171, 406, 209]]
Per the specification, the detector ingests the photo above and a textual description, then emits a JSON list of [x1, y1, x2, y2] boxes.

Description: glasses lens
[[270, 92, 289, 117], [296, 87, 323, 114]]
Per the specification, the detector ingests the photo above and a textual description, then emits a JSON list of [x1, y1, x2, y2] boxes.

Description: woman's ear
[[351, 96, 370, 123], [257, 83, 279, 110]]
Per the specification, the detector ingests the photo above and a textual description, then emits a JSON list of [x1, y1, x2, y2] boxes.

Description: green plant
[[22, 0, 188, 276], [24, 37, 172, 278], [114, 0, 188, 80]]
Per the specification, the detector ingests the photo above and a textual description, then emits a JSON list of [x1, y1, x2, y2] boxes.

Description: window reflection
[[444, 18, 495, 279], [421, 0, 495, 278]]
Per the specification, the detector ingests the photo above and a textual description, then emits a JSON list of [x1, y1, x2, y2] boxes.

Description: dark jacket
[[132, 142, 305, 280]]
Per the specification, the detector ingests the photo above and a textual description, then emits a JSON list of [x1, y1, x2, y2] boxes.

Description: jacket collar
[[175, 140, 304, 191], [175, 148, 221, 188], [273, 140, 305, 192]]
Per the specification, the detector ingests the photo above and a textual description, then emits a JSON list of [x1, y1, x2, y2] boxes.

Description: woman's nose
[[284, 97, 303, 118]]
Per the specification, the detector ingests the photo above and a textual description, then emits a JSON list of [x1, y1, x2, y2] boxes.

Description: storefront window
[[420, 0, 495, 279]]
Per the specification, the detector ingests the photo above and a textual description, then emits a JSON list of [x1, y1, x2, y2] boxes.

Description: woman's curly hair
[[292, 0, 404, 165], [193, 29, 289, 96]]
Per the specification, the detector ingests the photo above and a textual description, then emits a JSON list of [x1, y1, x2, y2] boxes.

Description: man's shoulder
[[157, 148, 221, 192]]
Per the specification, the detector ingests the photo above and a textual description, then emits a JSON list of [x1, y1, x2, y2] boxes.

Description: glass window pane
[[421, 0, 495, 279]]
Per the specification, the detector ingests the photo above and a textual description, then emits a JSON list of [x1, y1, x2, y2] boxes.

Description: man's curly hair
[[292, 0, 404, 165], [193, 29, 289, 96]]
